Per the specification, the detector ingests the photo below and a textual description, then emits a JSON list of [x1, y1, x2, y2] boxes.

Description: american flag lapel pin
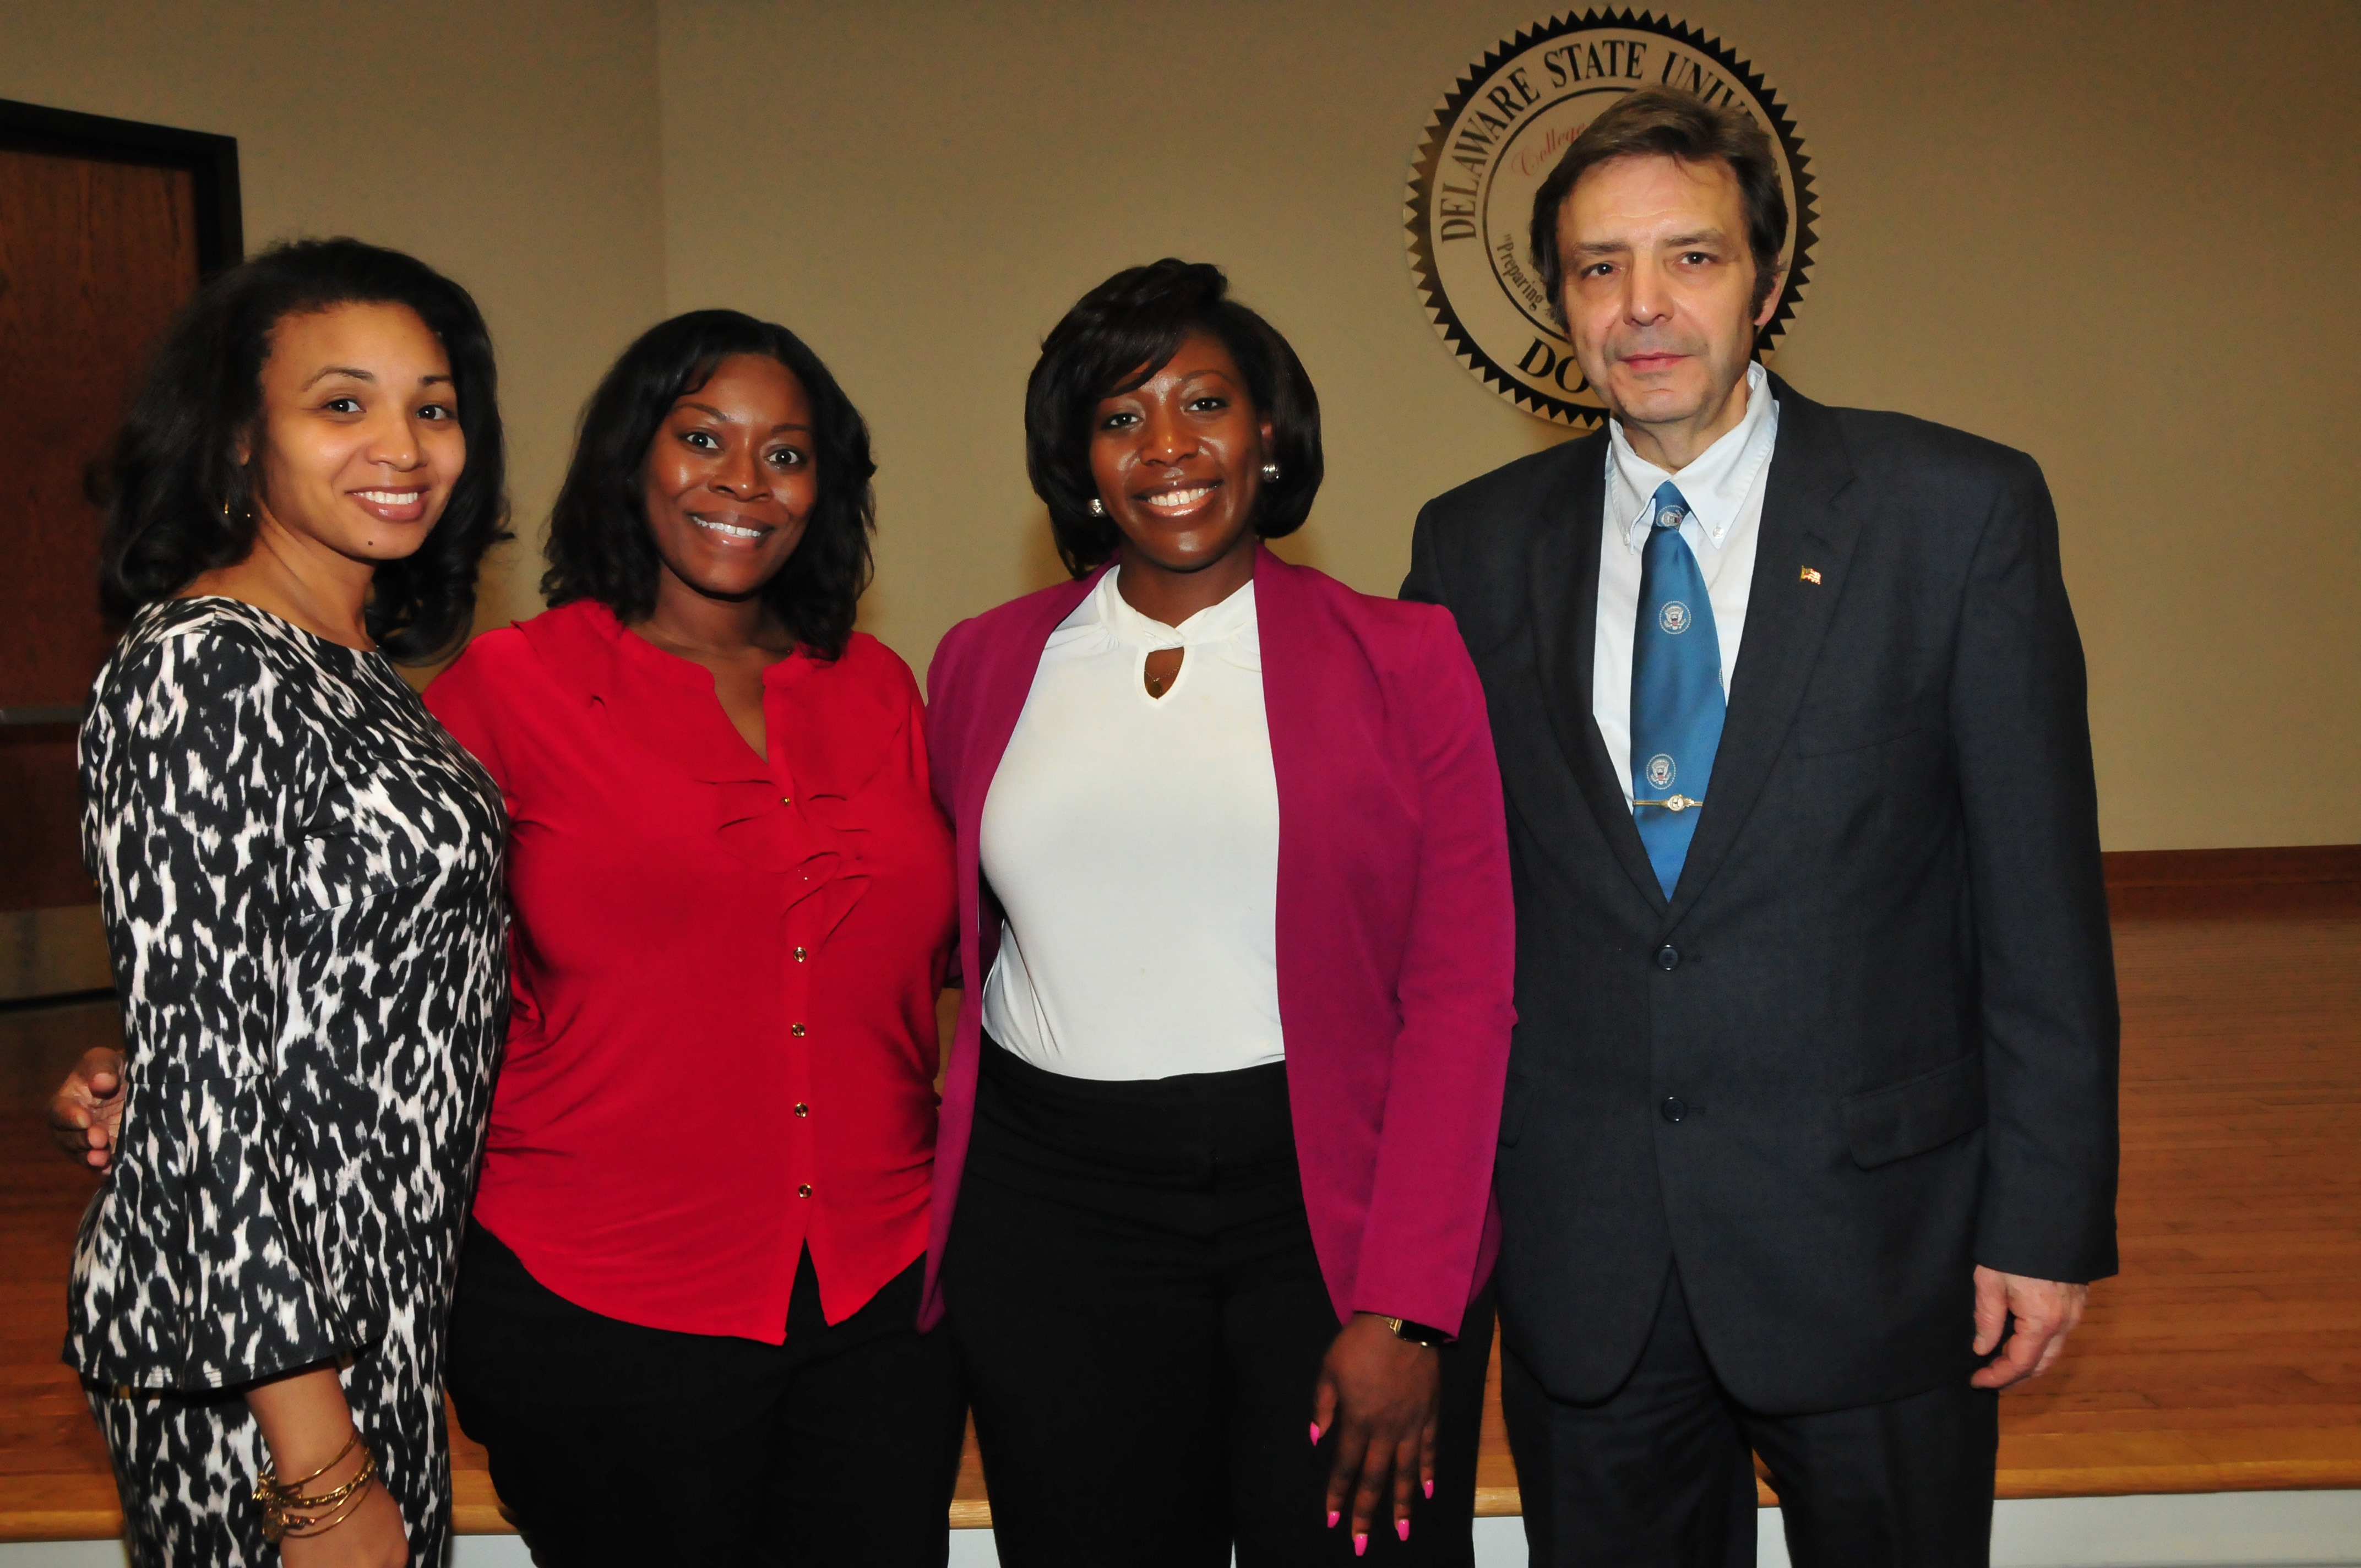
[[1800, 566, 1823, 585]]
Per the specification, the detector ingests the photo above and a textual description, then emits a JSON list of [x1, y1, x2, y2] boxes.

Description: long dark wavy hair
[[540, 311, 876, 661], [94, 237, 509, 663]]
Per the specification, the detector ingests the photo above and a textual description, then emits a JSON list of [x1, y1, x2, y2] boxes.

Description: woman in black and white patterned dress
[[62, 239, 512, 1567]]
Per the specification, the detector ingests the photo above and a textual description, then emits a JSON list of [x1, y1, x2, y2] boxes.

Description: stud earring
[[1260, 462, 1281, 483], [1087, 498, 1106, 516]]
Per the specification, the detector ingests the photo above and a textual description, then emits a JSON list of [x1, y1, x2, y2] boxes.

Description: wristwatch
[[1381, 1316, 1452, 1348]]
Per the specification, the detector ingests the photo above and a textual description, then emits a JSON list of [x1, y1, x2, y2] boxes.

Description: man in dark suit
[[1402, 87, 2119, 1566]]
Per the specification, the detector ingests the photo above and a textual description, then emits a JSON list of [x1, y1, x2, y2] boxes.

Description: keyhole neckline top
[[1090, 567, 1260, 708]]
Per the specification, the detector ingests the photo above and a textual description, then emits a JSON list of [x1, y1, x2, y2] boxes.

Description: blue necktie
[[1630, 480, 1725, 899]]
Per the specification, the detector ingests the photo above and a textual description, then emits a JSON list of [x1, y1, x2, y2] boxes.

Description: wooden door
[[0, 101, 240, 996]]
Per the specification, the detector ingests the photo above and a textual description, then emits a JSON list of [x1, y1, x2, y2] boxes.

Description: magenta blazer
[[918, 546, 1516, 1333]]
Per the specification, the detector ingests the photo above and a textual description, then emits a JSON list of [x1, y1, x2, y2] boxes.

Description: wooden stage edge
[[2100, 842, 2361, 888], [19, 1426, 2361, 1543], [6, 844, 2357, 1540], [476, 1424, 2361, 1534]]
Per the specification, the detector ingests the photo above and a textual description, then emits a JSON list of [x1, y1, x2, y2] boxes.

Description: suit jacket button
[[1656, 944, 1680, 971], [1661, 1096, 1688, 1124]]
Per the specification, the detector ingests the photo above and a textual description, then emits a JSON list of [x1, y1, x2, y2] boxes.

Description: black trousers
[[445, 1221, 965, 1567], [1502, 1265, 1998, 1568], [943, 1038, 1497, 1568]]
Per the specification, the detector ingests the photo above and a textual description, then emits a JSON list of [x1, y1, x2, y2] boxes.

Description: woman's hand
[[47, 1047, 127, 1171], [1312, 1313, 1441, 1554], [247, 1368, 408, 1568]]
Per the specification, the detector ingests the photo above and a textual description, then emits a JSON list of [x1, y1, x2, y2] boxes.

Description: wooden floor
[[3, 852, 2355, 1539]]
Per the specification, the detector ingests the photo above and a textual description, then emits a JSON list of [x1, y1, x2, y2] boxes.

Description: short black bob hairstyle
[[1025, 259, 1323, 577], [96, 237, 509, 664], [540, 310, 875, 661]]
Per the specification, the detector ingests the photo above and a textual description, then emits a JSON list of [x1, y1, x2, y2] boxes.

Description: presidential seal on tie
[[1405, 11, 1818, 427]]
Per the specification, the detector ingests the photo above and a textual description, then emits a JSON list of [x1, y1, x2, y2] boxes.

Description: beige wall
[[659, 0, 2359, 851], [5, 2, 2353, 850], [0, 0, 670, 633]]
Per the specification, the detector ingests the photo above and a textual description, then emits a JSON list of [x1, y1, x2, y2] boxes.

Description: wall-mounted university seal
[[1404, 11, 1818, 427]]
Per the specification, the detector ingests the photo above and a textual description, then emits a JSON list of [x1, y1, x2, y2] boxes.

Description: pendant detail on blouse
[[1143, 646, 1184, 700]]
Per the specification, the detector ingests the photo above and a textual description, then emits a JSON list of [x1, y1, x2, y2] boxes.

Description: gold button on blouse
[[797, 1184, 813, 1198]]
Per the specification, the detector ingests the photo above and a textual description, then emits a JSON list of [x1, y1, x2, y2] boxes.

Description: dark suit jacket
[[1402, 375, 2119, 1414]]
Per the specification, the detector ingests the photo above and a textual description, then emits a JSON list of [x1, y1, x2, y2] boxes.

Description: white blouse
[[979, 568, 1284, 1081]]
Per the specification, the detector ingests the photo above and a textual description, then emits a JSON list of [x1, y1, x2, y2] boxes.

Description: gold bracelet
[[255, 1444, 377, 1543], [280, 1469, 372, 1539], [257, 1430, 360, 1495], [268, 1466, 374, 1541], [260, 1466, 373, 1542], [256, 1445, 373, 1513], [266, 1451, 374, 1513]]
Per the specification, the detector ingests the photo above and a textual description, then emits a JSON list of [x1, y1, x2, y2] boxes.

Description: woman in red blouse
[[422, 311, 962, 1565]]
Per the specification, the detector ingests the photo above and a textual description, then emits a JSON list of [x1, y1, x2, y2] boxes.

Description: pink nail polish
[[1397, 1518, 1412, 1542], [1423, 1479, 1434, 1499], [1309, 1422, 1322, 1445], [1354, 1532, 1369, 1557], [1327, 1510, 1340, 1529]]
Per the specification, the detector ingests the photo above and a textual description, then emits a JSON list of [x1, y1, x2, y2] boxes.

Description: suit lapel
[[1665, 377, 1860, 925], [1532, 431, 1673, 916]]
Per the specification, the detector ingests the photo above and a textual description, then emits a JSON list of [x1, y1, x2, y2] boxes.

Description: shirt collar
[[1089, 566, 1259, 650], [1607, 360, 1780, 553]]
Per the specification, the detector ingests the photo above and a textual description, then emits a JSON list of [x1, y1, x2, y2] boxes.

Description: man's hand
[[47, 1047, 127, 1173], [1970, 1265, 2088, 1389], [1313, 1313, 1441, 1554]]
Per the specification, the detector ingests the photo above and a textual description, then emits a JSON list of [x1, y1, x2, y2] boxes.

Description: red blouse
[[425, 600, 955, 1340]]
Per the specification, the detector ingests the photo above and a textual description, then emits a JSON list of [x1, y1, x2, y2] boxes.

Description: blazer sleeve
[[1350, 608, 1518, 1327], [922, 625, 965, 829], [1950, 455, 2121, 1283], [923, 624, 972, 989]]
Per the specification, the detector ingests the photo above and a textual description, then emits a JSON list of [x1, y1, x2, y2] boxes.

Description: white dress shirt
[[980, 568, 1285, 1081], [1592, 360, 1781, 805]]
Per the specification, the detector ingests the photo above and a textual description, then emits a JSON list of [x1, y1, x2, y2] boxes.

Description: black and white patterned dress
[[68, 597, 508, 1566]]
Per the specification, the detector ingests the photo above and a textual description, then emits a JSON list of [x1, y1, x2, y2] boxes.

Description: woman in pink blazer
[[923, 259, 1515, 1567]]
